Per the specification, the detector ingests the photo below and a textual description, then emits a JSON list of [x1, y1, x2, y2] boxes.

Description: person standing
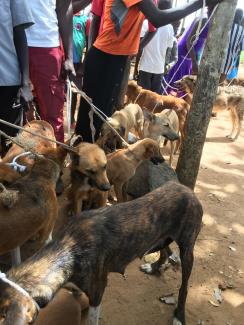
[[26, 0, 74, 142], [75, 0, 223, 143], [221, 9, 244, 82], [138, 0, 174, 94], [0, 0, 33, 155]]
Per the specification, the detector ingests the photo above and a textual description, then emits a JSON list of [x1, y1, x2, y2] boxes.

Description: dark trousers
[[0, 86, 20, 154], [75, 46, 128, 142], [138, 70, 164, 94]]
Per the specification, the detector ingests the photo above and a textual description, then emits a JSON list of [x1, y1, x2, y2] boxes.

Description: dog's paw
[[172, 317, 183, 325], [140, 263, 153, 274]]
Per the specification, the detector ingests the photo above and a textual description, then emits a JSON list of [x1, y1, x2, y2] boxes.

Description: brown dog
[[2, 120, 56, 165], [176, 75, 244, 141], [0, 157, 59, 261], [106, 138, 164, 202], [0, 181, 203, 325], [126, 80, 189, 147], [68, 137, 110, 215], [34, 283, 89, 325], [97, 103, 144, 153]]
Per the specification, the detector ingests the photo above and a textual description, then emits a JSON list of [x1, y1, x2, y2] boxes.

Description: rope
[[0, 272, 40, 311], [0, 119, 76, 153], [66, 79, 72, 138], [167, 3, 218, 90], [71, 82, 129, 147]]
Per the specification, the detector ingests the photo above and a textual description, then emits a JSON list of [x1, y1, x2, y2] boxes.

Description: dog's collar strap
[[7, 151, 33, 173], [0, 272, 40, 311]]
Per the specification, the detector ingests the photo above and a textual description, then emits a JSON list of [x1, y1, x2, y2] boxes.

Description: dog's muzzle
[[98, 183, 111, 192]]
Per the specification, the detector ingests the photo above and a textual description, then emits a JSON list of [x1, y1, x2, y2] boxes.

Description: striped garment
[[222, 23, 244, 75]]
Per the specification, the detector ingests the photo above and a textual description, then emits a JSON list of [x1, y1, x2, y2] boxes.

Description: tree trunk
[[176, 0, 238, 189]]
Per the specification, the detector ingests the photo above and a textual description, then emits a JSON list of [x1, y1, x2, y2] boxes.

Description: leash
[[0, 119, 76, 153], [70, 82, 129, 147], [0, 272, 40, 311], [66, 78, 72, 138], [166, 2, 218, 91]]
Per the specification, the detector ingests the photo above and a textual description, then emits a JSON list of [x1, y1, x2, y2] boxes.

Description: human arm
[[56, 0, 75, 77], [186, 17, 208, 74], [165, 41, 178, 73], [72, 0, 92, 14], [138, 0, 222, 28], [88, 14, 101, 49], [13, 26, 33, 102]]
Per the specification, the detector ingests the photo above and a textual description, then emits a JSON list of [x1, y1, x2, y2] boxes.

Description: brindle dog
[[0, 182, 203, 325]]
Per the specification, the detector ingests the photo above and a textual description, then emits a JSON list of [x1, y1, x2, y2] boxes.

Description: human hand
[[62, 58, 76, 79], [18, 84, 33, 102]]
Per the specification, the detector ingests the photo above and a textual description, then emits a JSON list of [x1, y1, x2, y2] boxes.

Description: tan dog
[[126, 80, 189, 146], [0, 157, 59, 264], [106, 138, 164, 202], [97, 103, 144, 153], [34, 283, 89, 325], [68, 137, 110, 215], [0, 163, 21, 184], [143, 109, 179, 166], [2, 120, 56, 165], [177, 75, 244, 141]]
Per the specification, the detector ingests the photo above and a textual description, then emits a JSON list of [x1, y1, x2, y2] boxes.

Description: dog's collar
[[0, 272, 40, 311], [7, 152, 33, 173]]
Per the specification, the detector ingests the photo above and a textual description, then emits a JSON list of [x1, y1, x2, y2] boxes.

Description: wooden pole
[[176, 0, 238, 190]]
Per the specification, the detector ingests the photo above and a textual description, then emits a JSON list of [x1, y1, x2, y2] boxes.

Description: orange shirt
[[94, 0, 145, 56]]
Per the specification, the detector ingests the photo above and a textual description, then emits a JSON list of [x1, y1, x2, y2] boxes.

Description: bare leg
[[11, 246, 21, 266], [86, 305, 101, 325]]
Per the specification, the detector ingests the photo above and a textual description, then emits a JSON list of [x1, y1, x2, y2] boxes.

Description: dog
[[67, 136, 110, 215], [0, 181, 203, 325], [106, 138, 164, 202], [0, 163, 21, 185], [143, 109, 180, 166], [176, 75, 244, 141], [2, 120, 56, 165], [97, 103, 144, 153], [126, 80, 189, 146], [0, 157, 60, 266], [34, 283, 89, 325]]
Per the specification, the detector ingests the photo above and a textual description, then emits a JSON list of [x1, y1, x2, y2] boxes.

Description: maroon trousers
[[29, 47, 65, 142]]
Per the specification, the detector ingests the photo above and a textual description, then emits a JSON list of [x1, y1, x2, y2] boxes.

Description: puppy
[[106, 138, 164, 202], [97, 103, 144, 153], [68, 137, 110, 215], [176, 75, 244, 141]]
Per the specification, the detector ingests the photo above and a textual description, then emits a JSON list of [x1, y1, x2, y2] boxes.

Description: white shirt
[[139, 24, 174, 74], [26, 0, 60, 47]]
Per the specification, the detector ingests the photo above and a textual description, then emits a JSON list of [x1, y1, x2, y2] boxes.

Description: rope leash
[[166, 2, 218, 91], [0, 119, 76, 154], [71, 82, 129, 147], [66, 79, 72, 138], [0, 272, 40, 311], [7, 152, 34, 173]]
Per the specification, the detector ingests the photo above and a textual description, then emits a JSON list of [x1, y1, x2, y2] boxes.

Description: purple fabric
[[164, 19, 209, 94]]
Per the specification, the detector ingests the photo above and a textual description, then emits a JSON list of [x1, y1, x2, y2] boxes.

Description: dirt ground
[[95, 113, 244, 325], [1, 69, 244, 325]]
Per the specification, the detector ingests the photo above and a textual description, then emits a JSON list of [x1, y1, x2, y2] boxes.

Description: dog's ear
[[69, 134, 83, 148]]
